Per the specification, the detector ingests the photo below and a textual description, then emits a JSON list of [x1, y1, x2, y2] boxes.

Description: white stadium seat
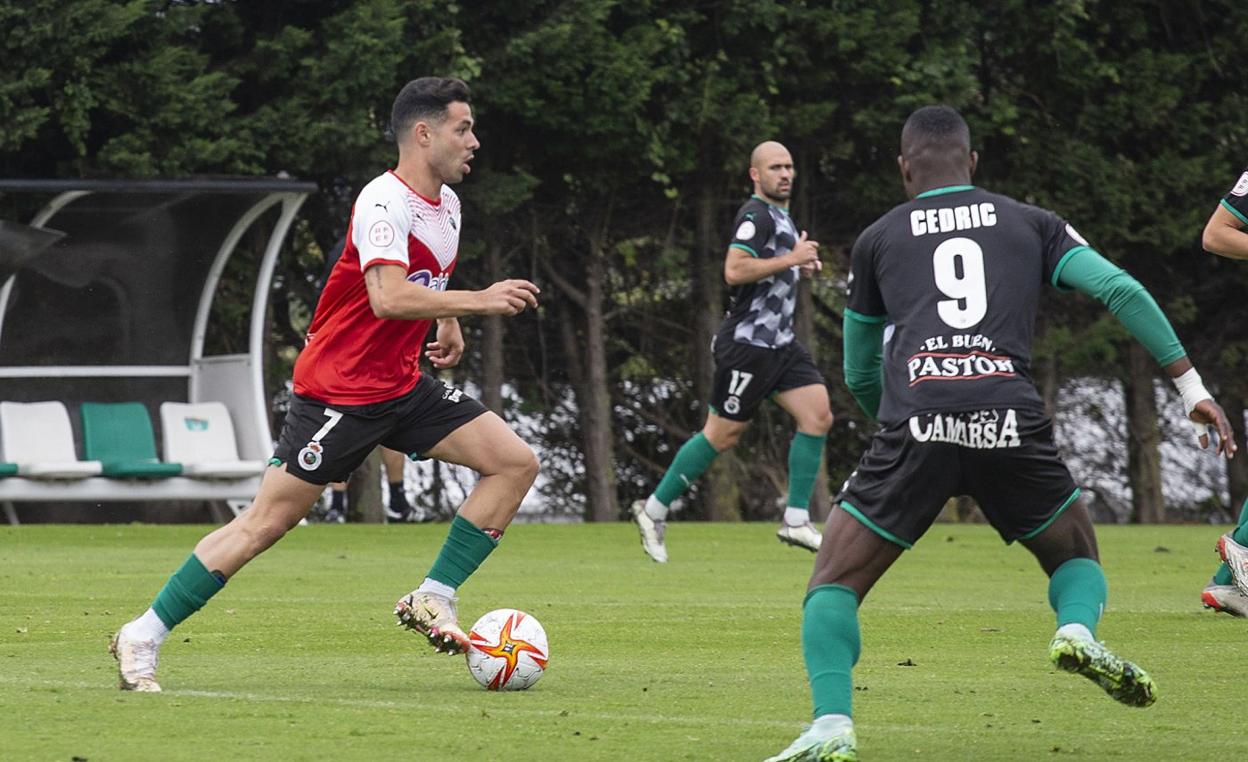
[[160, 402, 267, 479], [0, 401, 102, 479]]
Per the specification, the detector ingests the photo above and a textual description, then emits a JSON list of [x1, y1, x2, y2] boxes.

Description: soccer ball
[[465, 608, 549, 691]]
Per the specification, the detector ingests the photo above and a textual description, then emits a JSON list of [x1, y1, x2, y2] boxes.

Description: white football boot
[[394, 590, 470, 654], [1217, 534, 1248, 598], [777, 521, 822, 552], [1201, 581, 1248, 617], [764, 715, 858, 762], [630, 499, 668, 563], [109, 625, 162, 692]]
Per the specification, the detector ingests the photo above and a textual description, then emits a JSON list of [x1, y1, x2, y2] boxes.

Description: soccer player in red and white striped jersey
[[111, 78, 541, 691]]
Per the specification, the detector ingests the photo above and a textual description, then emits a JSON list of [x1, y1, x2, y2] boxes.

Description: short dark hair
[[901, 105, 970, 155], [390, 77, 472, 142]]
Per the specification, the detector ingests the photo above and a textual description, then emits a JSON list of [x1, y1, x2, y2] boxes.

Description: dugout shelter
[[0, 179, 316, 523]]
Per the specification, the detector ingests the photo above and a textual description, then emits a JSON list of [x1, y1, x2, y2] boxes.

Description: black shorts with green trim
[[709, 337, 825, 421], [271, 374, 488, 485], [836, 407, 1079, 548]]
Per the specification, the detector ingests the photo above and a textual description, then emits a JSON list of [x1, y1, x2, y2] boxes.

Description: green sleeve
[[1054, 248, 1187, 366], [843, 310, 886, 420]]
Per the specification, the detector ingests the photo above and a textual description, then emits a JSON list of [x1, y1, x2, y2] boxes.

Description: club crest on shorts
[[723, 395, 741, 415], [298, 442, 324, 471], [442, 383, 464, 403]]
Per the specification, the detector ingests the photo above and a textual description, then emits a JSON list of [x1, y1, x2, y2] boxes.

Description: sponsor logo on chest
[[408, 269, 450, 291]]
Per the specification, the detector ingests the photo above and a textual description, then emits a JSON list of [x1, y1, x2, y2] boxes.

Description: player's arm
[[426, 317, 465, 369], [724, 231, 820, 285], [843, 310, 885, 419], [364, 264, 538, 319], [1201, 202, 1248, 260], [1054, 248, 1236, 457]]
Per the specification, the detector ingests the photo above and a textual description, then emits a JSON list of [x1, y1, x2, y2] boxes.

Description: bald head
[[897, 106, 977, 198], [749, 141, 795, 205]]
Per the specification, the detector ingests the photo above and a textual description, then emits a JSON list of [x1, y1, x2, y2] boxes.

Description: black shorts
[[271, 374, 489, 485], [837, 407, 1079, 548], [709, 338, 825, 421]]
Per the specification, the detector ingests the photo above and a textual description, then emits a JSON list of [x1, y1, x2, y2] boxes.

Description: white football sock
[[811, 713, 854, 732], [784, 507, 811, 527], [125, 607, 170, 645], [416, 578, 456, 599], [644, 495, 669, 522], [1056, 622, 1095, 642]]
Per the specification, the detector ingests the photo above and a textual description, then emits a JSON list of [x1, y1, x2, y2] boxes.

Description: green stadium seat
[[80, 402, 182, 479]]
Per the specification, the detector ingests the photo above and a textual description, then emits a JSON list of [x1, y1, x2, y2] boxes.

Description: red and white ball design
[[465, 608, 549, 691]]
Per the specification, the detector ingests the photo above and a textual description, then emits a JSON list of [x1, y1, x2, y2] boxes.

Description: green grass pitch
[[3, 522, 1246, 760]]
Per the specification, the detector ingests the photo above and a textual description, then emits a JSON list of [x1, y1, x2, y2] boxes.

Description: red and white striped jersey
[[293, 170, 461, 405]]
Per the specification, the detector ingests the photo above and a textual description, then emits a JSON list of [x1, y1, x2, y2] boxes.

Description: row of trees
[[4, 0, 1247, 521]]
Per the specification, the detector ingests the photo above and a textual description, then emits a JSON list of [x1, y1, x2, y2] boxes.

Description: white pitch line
[[0, 675, 799, 730]]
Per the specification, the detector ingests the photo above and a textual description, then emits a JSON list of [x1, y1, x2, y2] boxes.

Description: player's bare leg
[[1021, 500, 1156, 707], [767, 507, 902, 761], [194, 467, 327, 576], [394, 412, 538, 654], [774, 384, 834, 552], [111, 466, 325, 690]]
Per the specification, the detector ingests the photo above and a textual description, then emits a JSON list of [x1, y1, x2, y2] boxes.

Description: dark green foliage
[[3, 0, 1243, 518]]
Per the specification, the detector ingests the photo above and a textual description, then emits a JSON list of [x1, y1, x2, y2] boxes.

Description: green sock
[[151, 553, 225, 630], [787, 431, 827, 510], [1047, 557, 1106, 637], [1213, 497, 1248, 586], [802, 584, 861, 719], [653, 432, 720, 506], [426, 514, 500, 589]]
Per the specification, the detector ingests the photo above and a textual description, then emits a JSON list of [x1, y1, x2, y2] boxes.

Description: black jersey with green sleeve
[[1221, 165, 1248, 225], [721, 196, 800, 349], [846, 185, 1091, 423]]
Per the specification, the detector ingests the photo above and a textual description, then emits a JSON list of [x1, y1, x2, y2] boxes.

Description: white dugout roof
[[0, 178, 316, 463]]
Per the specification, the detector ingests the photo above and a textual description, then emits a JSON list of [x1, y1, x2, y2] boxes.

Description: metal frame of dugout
[[0, 179, 317, 524]]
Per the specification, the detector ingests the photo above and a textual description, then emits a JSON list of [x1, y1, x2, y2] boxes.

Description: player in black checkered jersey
[[631, 141, 833, 562]]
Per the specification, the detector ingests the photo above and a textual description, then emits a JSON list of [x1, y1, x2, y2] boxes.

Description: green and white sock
[[149, 553, 226, 633], [643, 494, 669, 522], [1048, 557, 1106, 638], [653, 433, 720, 509], [784, 507, 811, 527], [803, 584, 861, 719], [424, 514, 500, 591], [126, 607, 171, 645], [786, 431, 826, 514]]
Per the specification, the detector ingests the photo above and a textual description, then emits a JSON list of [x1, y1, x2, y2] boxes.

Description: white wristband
[[1174, 367, 1214, 444], [1173, 367, 1211, 415]]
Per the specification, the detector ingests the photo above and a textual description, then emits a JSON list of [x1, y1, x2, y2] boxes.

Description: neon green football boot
[[1048, 632, 1156, 708]]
